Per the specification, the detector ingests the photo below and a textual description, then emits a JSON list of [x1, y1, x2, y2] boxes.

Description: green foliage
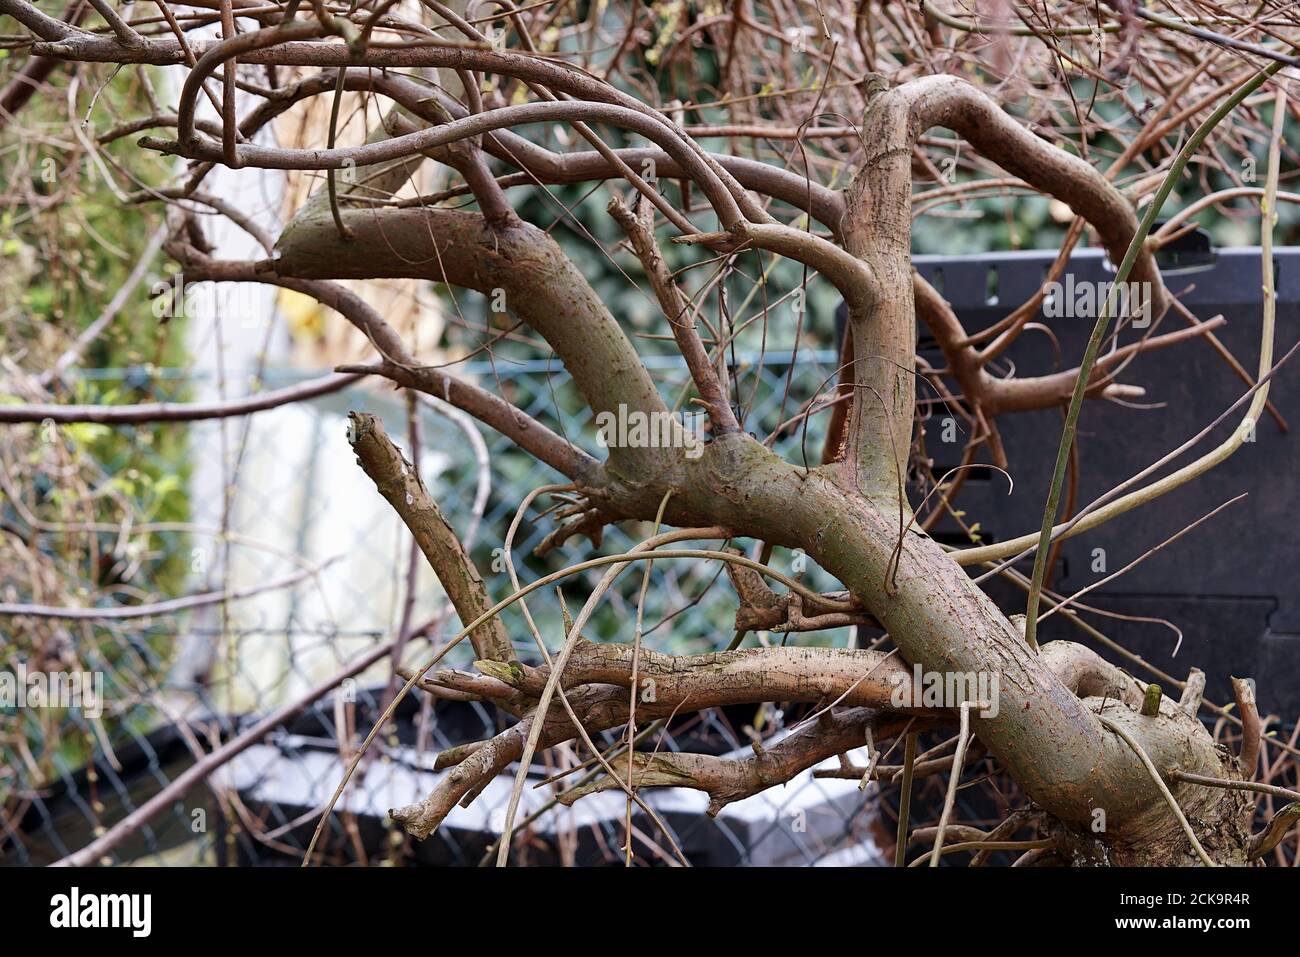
[[0, 59, 193, 788]]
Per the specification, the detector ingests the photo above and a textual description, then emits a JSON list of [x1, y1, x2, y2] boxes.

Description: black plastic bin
[[910, 245, 1300, 721]]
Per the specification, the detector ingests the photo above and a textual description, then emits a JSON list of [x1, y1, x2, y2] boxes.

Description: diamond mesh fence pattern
[[2, 349, 935, 867]]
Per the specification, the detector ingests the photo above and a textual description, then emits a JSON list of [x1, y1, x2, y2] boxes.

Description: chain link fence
[[7, 291, 1299, 866], [6, 349, 955, 866]]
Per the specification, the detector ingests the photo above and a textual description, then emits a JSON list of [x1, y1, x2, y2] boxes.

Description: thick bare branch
[[481, 639, 923, 713], [274, 205, 677, 474], [559, 708, 913, 816], [348, 412, 512, 662]]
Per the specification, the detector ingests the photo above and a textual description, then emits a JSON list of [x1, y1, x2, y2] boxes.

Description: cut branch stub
[[347, 411, 511, 662]]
